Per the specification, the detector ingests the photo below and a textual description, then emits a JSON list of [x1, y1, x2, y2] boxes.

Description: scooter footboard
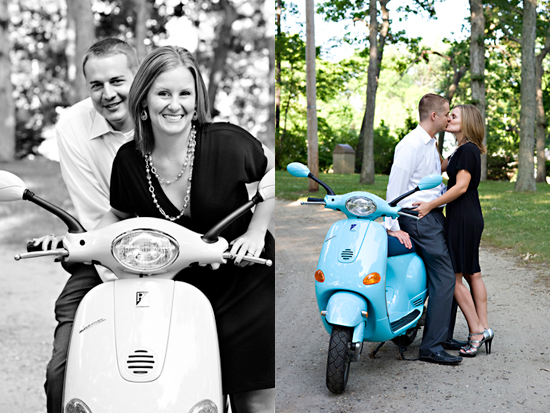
[[324, 291, 367, 343]]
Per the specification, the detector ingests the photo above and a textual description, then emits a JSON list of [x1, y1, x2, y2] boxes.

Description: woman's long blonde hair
[[455, 104, 487, 154]]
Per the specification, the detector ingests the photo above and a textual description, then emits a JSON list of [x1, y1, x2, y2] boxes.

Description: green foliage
[[276, 170, 389, 201], [487, 154, 517, 181], [10, 0, 70, 158], [372, 121, 398, 175]]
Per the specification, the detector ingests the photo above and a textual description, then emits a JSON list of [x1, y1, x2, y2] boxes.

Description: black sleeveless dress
[[110, 123, 274, 394], [444, 142, 484, 274]]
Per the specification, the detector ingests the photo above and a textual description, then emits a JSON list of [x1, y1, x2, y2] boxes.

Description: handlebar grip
[[400, 208, 419, 217], [307, 197, 325, 202], [27, 239, 64, 252]]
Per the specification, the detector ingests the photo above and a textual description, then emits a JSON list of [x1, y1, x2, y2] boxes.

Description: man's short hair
[[418, 93, 448, 121], [82, 38, 139, 78]]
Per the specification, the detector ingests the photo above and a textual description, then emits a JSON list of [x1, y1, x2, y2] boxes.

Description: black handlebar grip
[[307, 197, 325, 202], [400, 208, 419, 216], [26, 239, 64, 252]]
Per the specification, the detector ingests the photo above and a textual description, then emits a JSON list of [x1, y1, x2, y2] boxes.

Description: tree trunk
[[66, 0, 96, 104], [265, 3, 276, 152], [359, 0, 389, 184], [134, 0, 149, 63], [275, 0, 282, 132], [207, 0, 239, 116], [0, 0, 15, 162], [535, 31, 550, 184], [305, 0, 318, 191], [515, 0, 537, 192], [469, 0, 487, 180]]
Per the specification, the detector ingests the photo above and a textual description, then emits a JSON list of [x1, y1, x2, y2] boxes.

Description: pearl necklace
[[147, 127, 197, 185], [145, 127, 197, 221]]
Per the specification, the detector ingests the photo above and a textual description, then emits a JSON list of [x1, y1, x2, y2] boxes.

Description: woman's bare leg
[[454, 273, 484, 334], [463, 271, 488, 329]]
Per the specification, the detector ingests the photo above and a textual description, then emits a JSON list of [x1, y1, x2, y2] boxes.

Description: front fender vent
[[340, 249, 354, 260], [411, 297, 424, 307], [126, 349, 156, 375]]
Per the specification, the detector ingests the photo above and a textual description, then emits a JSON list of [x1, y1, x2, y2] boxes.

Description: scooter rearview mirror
[[0, 171, 27, 202], [418, 174, 443, 191], [287, 162, 311, 178], [257, 168, 275, 201]]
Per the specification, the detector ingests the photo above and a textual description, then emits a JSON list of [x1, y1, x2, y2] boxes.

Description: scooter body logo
[[136, 291, 150, 307], [350, 224, 357, 231]]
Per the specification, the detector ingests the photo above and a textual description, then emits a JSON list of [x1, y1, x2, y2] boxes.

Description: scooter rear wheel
[[326, 325, 352, 394]]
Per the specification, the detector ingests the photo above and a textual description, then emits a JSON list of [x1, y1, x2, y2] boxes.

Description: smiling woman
[[93, 45, 276, 413], [145, 66, 196, 141]]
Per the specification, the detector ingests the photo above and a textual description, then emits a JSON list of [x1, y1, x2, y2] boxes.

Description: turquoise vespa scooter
[[287, 162, 442, 394]]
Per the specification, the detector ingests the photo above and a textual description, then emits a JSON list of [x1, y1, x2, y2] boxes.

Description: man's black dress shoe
[[418, 350, 462, 365], [443, 338, 468, 350]]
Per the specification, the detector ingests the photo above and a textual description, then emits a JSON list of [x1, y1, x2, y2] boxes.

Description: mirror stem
[[202, 194, 262, 244], [388, 187, 419, 207], [309, 174, 335, 195], [23, 190, 86, 233]]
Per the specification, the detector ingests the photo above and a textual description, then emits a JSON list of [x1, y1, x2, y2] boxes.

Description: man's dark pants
[[45, 262, 102, 413], [398, 209, 456, 354]]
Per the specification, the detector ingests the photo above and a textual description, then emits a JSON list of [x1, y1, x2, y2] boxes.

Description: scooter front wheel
[[326, 325, 352, 394]]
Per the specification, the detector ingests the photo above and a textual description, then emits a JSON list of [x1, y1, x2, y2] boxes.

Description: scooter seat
[[387, 235, 416, 257]]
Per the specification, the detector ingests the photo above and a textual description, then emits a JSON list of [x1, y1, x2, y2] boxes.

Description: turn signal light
[[363, 272, 381, 285], [315, 270, 325, 282]]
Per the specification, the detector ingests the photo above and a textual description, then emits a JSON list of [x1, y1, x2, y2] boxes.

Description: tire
[[326, 325, 352, 394], [391, 327, 418, 347]]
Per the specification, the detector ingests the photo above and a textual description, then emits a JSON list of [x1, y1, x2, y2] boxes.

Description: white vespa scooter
[[0, 168, 274, 413]]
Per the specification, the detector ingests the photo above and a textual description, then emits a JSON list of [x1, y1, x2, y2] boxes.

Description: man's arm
[[56, 121, 110, 231], [384, 142, 418, 232]]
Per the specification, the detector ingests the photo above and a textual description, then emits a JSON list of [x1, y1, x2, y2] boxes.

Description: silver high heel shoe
[[459, 329, 492, 357], [484, 328, 494, 354]]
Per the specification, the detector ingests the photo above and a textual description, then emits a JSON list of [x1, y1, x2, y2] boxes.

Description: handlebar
[[301, 197, 326, 206], [15, 249, 69, 261], [398, 208, 420, 219]]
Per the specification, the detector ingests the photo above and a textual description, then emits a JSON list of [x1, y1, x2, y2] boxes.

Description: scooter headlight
[[188, 399, 218, 413], [112, 229, 179, 272], [345, 196, 377, 217], [65, 398, 92, 413]]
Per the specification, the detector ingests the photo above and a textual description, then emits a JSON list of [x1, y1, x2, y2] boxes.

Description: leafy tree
[[0, 0, 15, 162]]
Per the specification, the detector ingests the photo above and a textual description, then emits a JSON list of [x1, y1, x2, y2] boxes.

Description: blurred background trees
[[276, 0, 550, 189], [0, 0, 273, 162]]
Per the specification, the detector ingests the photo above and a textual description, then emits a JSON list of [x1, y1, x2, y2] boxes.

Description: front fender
[[325, 291, 367, 327]]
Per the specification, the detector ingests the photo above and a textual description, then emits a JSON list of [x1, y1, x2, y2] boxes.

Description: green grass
[[276, 170, 550, 264], [0, 159, 73, 247]]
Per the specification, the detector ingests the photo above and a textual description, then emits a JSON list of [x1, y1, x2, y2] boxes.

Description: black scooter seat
[[387, 235, 416, 257]]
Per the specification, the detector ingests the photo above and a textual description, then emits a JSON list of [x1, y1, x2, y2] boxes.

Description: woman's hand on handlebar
[[387, 230, 412, 249], [230, 229, 266, 267], [32, 234, 64, 251]]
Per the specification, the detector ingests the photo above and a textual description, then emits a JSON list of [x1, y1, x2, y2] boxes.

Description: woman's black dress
[[445, 142, 484, 274], [110, 123, 274, 394]]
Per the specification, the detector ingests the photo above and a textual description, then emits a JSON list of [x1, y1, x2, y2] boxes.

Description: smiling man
[[45, 38, 138, 413]]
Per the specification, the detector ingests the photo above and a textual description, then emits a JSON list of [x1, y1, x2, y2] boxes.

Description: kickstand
[[370, 341, 386, 358], [398, 344, 418, 361]]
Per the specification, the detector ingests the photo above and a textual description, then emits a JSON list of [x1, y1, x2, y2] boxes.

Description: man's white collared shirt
[[56, 98, 133, 231], [385, 125, 446, 232]]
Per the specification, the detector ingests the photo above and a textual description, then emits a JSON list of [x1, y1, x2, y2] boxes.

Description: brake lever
[[222, 252, 273, 267]]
